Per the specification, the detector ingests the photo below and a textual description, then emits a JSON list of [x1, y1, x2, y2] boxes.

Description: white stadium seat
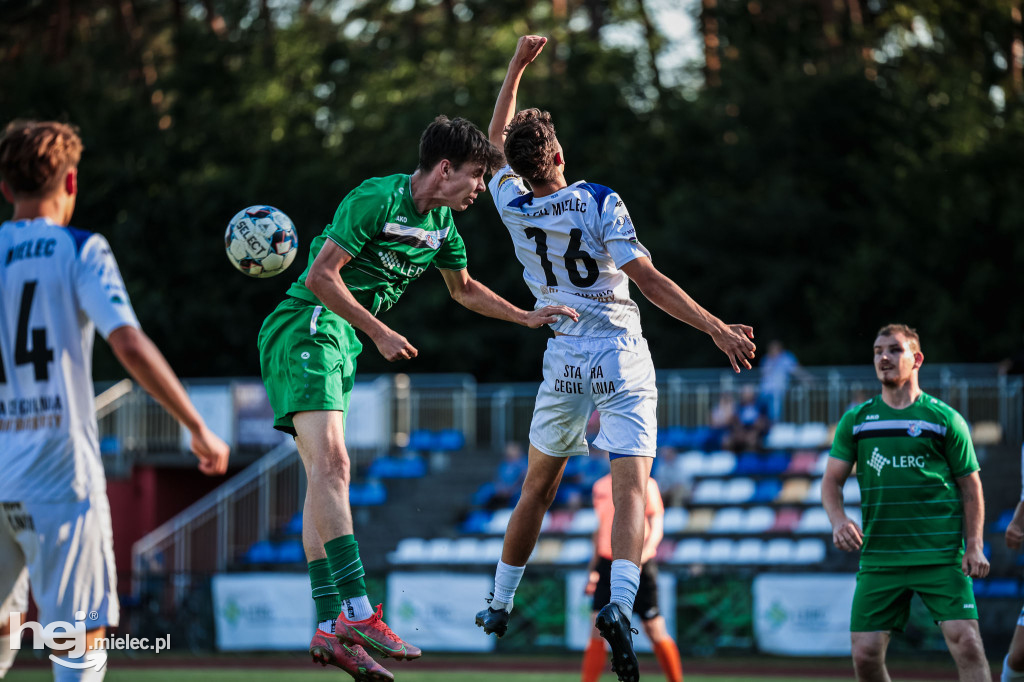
[[485, 509, 514, 534], [556, 538, 593, 564], [795, 507, 832, 534], [567, 508, 599, 534], [793, 538, 827, 563], [703, 451, 737, 476], [672, 539, 706, 564], [705, 539, 736, 563], [693, 479, 726, 504], [710, 507, 746, 533], [388, 537, 428, 564], [763, 538, 796, 564], [663, 507, 689, 533], [744, 506, 776, 533], [733, 538, 764, 564]]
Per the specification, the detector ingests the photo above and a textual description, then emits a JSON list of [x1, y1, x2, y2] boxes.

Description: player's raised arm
[[620, 257, 755, 372], [439, 267, 577, 328], [489, 35, 548, 151]]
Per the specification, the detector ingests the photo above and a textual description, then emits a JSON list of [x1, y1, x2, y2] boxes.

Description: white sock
[[317, 618, 335, 633], [0, 634, 14, 678], [609, 559, 641, 617], [52, 650, 107, 681], [1003, 653, 1024, 681], [340, 596, 374, 621], [491, 561, 525, 612]]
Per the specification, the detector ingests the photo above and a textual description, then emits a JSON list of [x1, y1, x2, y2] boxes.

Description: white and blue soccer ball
[[225, 205, 299, 278]]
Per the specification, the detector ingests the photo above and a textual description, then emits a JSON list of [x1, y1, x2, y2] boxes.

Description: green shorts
[[851, 564, 977, 632], [257, 297, 362, 435]]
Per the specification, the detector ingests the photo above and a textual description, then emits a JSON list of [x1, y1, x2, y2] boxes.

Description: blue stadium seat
[[350, 480, 387, 506], [368, 455, 426, 479], [407, 429, 436, 451], [734, 452, 762, 476], [761, 451, 791, 475], [274, 539, 305, 563], [752, 478, 782, 503], [436, 429, 465, 451], [284, 511, 303, 535], [983, 578, 1019, 598], [991, 508, 1016, 533], [461, 510, 491, 534], [241, 540, 276, 564]]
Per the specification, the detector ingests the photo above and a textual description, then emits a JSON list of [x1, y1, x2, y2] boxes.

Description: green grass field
[[1, 666, 976, 682], [2, 673, 799, 682]]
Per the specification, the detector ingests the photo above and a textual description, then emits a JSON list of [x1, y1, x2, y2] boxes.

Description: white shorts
[[0, 497, 119, 629], [530, 335, 657, 458]]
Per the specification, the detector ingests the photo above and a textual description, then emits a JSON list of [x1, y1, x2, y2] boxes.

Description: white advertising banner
[[386, 572, 496, 652], [346, 377, 391, 448], [565, 570, 676, 652], [753, 573, 856, 656], [212, 573, 315, 651]]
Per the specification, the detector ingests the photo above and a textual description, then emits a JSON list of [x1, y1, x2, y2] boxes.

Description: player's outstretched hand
[[374, 329, 419, 362], [525, 305, 579, 328], [962, 545, 990, 578], [192, 425, 230, 476], [1007, 521, 1024, 550], [831, 517, 863, 552], [712, 324, 756, 373], [513, 35, 548, 67]]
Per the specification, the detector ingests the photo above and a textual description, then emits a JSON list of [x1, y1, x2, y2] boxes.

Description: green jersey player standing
[[257, 115, 576, 682], [822, 323, 990, 682]]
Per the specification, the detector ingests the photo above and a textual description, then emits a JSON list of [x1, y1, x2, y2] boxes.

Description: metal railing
[[130, 440, 302, 604], [480, 369, 1024, 451]]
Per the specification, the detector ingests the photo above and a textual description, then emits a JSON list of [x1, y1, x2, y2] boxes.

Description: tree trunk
[[701, 0, 721, 87]]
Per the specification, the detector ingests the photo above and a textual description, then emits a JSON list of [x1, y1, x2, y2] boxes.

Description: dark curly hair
[[0, 120, 83, 198], [418, 115, 503, 174], [503, 108, 560, 186]]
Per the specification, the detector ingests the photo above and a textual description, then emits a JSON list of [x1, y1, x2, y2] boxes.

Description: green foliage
[[1, 0, 1022, 380]]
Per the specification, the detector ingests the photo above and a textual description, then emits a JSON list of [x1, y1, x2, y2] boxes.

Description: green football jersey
[[830, 392, 979, 568], [287, 174, 468, 314]]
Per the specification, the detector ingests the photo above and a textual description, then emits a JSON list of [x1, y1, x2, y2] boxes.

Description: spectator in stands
[[652, 446, 692, 507], [822, 324, 989, 682], [1000, 444, 1024, 682], [475, 441, 529, 510], [582, 473, 682, 682], [722, 384, 770, 453], [758, 340, 811, 422], [708, 390, 737, 445]]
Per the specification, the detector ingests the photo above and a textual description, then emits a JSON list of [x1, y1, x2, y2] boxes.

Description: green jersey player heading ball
[[822, 323, 989, 682], [257, 115, 577, 681]]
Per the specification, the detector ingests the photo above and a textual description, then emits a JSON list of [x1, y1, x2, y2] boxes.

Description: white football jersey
[[488, 165, 651, 337], [0, 218, 139, 502]]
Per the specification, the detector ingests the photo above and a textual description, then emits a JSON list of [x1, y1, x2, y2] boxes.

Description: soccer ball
[[225, 205, 299, 278]]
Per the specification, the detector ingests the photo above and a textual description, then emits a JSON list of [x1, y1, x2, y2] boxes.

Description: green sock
[[307, 558, 343, 624], [325, 534, 367, 600]]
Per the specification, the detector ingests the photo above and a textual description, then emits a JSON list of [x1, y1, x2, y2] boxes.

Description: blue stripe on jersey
[[578, 183, 614, 208], [62, 225, 93, 255], [508, 193, 534, 211]]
